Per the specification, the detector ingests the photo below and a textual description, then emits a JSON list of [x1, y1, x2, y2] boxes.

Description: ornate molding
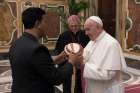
[[0, 1, 17, 47], [135, 0, 140, 4]]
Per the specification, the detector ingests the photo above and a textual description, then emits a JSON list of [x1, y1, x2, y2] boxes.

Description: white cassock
[[83, 31, 127, 93]]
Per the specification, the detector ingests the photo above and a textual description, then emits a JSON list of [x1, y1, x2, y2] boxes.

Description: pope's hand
[[68, 53, 83, 66]]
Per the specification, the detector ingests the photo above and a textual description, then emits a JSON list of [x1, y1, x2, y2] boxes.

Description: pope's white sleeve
[[84, 63, 116, 80]]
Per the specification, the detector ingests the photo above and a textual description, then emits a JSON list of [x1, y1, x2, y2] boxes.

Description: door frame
[[117, 0, 140, 58]]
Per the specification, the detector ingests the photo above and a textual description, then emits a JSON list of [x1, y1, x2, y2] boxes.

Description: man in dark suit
[[9, 7, 78, 93]]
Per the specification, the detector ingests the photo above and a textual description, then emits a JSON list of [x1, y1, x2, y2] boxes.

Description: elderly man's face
[[68, 21, 80, 33], [84, 20, 99, 41]]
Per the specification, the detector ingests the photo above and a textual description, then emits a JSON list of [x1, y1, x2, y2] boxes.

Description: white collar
[[94, 30, 106, 42]]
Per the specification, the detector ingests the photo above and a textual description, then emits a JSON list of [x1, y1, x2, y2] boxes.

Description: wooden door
[[98, 0, 116, 37]]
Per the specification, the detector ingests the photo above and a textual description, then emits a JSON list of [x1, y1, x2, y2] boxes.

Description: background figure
[[9, 7, 74, 93], [54, 15, 89, 93], [82, 16, 127, 93]]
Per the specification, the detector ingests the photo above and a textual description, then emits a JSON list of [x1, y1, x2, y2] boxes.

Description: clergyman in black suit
[[55, 15, 89, 93]]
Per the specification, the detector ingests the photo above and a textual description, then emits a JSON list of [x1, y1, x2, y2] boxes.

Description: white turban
[[89, 16, 103, 27]]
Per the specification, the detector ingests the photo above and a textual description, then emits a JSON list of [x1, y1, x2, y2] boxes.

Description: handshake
[[64, 43, 84, 67]]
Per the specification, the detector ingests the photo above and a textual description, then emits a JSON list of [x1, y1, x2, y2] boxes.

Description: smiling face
[[68, 21, 80, 33], [84, 19, 102, 41], [67, 15, 81, 33]]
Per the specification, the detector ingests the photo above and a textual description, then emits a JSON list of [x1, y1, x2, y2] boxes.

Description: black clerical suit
[[55, 30, 89, 93], [9, 32, 73, 93]]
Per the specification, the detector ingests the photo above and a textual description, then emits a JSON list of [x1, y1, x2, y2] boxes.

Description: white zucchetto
[[89, 16, 103, 27]]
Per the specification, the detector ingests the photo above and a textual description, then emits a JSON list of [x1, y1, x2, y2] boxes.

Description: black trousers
[[59, 63, 83, 93], [74, 69, 83, 93], [58, 61, 72, 93], [63, 74, 72, 93]]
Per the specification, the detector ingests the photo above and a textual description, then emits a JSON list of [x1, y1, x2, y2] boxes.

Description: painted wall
[[0, 0, 67, 52]]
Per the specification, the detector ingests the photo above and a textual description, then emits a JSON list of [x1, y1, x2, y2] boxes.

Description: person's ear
[[35, 21, 41, 29]]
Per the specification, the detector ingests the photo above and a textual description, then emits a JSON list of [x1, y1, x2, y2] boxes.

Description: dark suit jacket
[[9, 32, 73, 93]]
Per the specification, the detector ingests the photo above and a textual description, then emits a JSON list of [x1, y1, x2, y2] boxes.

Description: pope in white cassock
[[81, 16, 127, 93]]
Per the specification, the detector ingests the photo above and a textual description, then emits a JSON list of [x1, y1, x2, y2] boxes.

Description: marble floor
[[0, 60, 140, 93]]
